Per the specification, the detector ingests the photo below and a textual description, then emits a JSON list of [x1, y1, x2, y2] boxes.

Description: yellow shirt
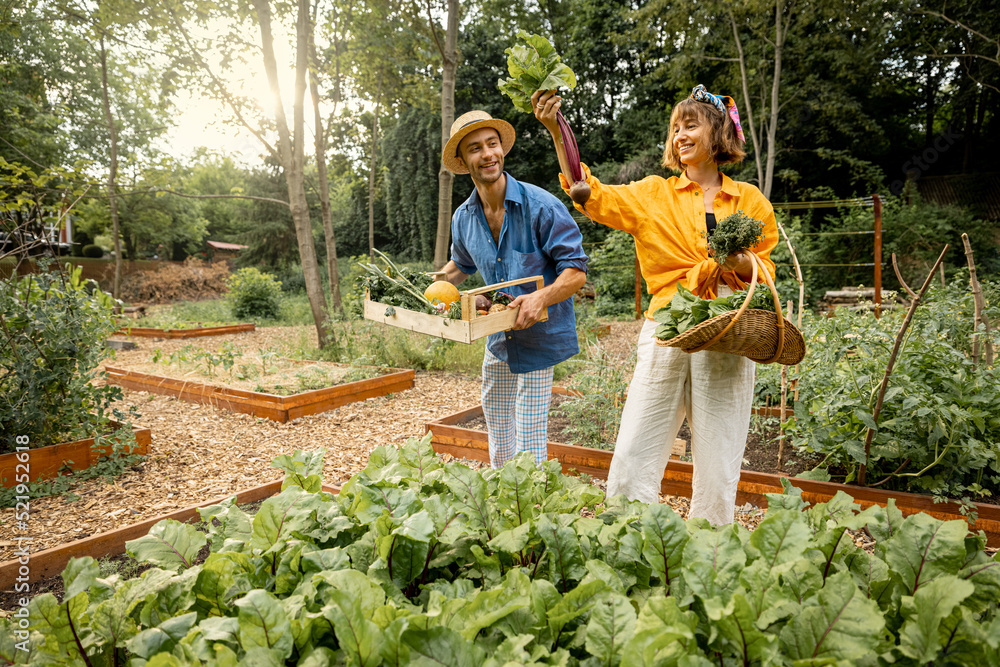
[[561, 164, 779, 319]]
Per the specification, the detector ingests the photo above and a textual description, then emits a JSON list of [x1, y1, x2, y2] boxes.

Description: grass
[[137, 293, 316, 329]]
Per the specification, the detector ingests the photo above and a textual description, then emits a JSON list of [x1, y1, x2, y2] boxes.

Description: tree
[[429, 0, 460, 269]]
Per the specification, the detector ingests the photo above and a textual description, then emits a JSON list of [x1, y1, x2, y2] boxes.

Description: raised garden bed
[[116, 323, 255, 339], [0, 479, 340, 589], [0, 422, 151, 488], [426, 393, 1000, 547], [105, 364, 415, 422]]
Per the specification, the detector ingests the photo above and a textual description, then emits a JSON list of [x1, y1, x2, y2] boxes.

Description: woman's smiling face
[[672, 114, 712, 166]]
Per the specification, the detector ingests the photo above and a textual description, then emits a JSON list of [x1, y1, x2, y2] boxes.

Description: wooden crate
[[364, 276, 548, 343]]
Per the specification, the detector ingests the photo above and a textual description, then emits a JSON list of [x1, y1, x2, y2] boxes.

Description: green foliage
[[588, 231, 648, 318], [0, 263, 135, 450], [497, 30, 577, 113], [226, 267, 284, 321], [707, 210, 765, 266], [554, 347, 632, 449], [81, 244, 104, 258], [30, 440, 1000, 665], [0, 424, 144, 507], [784, 282, 1000, 499], [652, 283, 774, 341]]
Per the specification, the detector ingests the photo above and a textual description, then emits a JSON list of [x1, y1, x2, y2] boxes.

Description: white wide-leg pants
[[607, 317, 755, 525]]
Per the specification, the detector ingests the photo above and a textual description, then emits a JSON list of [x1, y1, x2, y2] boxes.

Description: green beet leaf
[[321, 589, 381, 667], [680, 524, 746, 608], [779, 571, 886, 663], [497, 31, 577, 114], [124, 611, 198, 659], [584, 592, 637, 667], [249, 486, 326, 553], [401, 625, 487, 667], [29, 592, 92, 664], [748, 509, 811, 573], [126, 519, 208, 571], [897, 574, 975, 663], [198, 496, 252, 553], [639, 503, 688, 589], [884, 513, 969, 595], [234, 589, 294, 659], [536, 514, 588, 592]]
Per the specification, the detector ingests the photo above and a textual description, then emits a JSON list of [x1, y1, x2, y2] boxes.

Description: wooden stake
[[962, 233, 994, 367], [939, 261, 946, 289], [858, 244, 948, 486], [777, 300, 793, 468]]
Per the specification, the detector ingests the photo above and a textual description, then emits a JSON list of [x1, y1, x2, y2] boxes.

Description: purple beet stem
[[556, 110, 584, 182]]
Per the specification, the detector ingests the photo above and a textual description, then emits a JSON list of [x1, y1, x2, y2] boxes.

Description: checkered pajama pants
[[481, 349, 554, 467]]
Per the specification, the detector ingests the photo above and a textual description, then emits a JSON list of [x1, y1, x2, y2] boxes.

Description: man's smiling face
[[459, 128, 504, 184]]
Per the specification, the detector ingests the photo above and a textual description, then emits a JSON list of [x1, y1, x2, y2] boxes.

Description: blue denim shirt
[[451, 173, 588, 373]]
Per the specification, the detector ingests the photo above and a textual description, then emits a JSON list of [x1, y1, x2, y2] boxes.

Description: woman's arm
[[531, 90, 576, 185]]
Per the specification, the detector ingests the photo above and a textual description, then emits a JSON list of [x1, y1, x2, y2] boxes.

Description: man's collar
[[465, 172, 520, 210]]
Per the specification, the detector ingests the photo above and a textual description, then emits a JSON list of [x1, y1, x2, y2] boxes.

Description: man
[[437, 110, 588, 468]]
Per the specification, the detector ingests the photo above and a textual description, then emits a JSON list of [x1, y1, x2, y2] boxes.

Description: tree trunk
[[98, 37, 122, 299], [729, 10, 763, 187], [433, 0, 460, 269], [763, 0, 784, 199], [368, 68, 384, 261], [254, 0, 329, 348], [308, 7, 342, 313]]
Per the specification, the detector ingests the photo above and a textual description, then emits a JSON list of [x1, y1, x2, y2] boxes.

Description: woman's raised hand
[[531, 90, 561, 135]]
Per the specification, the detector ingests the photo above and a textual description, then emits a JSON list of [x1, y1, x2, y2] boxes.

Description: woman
[[532, 85, 778, 525]]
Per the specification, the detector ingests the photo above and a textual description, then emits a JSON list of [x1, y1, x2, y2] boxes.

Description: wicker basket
[[655, 252, 805, 366]]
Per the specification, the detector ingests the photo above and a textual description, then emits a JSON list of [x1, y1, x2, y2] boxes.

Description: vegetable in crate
[[498, 31, 590, 206], [708, 210, 765, 266], [358, 251, 461, 319], [652, 283, 774, 342]]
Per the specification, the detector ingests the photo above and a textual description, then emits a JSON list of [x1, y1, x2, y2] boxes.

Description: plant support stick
[[858, 244, 948, 486], [962, 233, 994, 367]]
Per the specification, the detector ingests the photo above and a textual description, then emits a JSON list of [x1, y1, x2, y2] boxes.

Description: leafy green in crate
[[653, 283, 774, 341], [358, 250, 461, 318]]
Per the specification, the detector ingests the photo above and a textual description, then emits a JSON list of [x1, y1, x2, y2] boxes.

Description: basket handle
[[688, 251, 786, 363]]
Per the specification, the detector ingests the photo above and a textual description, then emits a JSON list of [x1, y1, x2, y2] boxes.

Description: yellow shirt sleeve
[[560, 164, 780, 317]]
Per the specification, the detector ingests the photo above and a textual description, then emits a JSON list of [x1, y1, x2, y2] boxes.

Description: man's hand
[[508, 291, 547, 330]]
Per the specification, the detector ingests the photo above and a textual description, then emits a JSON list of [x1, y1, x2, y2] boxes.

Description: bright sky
[[158, 19, 319, 165]]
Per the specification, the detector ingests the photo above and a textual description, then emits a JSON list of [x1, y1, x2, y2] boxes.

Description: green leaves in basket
[[653, 283, 774, 342]]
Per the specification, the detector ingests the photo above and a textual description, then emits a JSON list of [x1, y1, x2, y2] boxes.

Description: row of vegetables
[[16, 436, 1000, 665]]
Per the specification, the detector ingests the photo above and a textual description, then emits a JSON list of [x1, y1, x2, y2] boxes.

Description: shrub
[[82, 244, 104, 258], [227, 267, 283, 320], [72, 231, 91, 257], [0, 263, 134, 450]]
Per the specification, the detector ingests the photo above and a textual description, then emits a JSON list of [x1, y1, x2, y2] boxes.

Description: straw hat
[[441, 110, 516, 175]]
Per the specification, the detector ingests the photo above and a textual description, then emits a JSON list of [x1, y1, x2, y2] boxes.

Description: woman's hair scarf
[[690, 84, 746, 144]]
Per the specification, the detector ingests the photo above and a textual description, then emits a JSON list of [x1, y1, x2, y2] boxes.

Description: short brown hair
[[661, 97, 746, 171]]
